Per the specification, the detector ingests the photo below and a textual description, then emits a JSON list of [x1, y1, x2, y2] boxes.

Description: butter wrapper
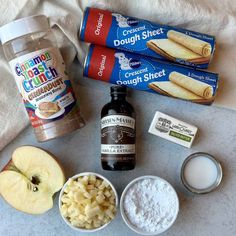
[[148, 111, 198, 148]]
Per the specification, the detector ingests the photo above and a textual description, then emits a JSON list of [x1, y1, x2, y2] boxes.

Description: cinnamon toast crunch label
[[9, 47, 77, 128]]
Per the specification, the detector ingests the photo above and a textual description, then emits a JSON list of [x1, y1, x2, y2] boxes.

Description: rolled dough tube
[[150, 81, 202, 100], [147, 39, 201, 60], [169, 72, 213, 99], [167, 30, 212, 57]]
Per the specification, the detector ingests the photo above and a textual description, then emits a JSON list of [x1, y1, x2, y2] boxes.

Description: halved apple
[[0, 146, 65, 214]]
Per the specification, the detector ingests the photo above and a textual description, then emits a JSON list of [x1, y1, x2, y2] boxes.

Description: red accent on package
[[87, 45, 116, 82], [84, 8, 113, 46]]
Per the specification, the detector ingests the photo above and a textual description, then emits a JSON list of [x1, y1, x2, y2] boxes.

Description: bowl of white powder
[[120, 176, 179, 235]]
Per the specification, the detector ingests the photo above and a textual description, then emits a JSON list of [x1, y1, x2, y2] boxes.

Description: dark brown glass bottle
[[101, 86, 136, 171]]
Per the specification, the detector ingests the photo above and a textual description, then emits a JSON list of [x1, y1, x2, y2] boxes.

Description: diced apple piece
[[96, 194, 105, 204], [89, 175, 96, 184], [104, 190, 111, 198], [86, 206, 101, 218]]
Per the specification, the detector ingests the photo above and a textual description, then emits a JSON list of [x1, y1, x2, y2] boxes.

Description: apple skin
[[2, 146, 65, 173], [2, 159, 13, 171], [0, 145, 66, 214]]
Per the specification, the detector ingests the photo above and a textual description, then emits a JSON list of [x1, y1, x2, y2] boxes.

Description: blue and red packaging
[[84, 44, 219, 105], [80, 7, 216, 69]]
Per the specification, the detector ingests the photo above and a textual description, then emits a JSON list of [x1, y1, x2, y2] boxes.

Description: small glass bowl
[[58, 172, 118, 232], [181, 152, 223, 194], [120, 175, 179, 235]]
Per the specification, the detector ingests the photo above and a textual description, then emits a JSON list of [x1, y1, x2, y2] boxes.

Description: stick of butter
[[148, 111, 198, 148]]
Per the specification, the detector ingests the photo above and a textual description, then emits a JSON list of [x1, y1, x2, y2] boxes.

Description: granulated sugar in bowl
[[120, 176, 179, 235]]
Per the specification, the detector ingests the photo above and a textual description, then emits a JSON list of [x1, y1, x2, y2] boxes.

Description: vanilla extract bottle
[[101, 86, 136, 171]]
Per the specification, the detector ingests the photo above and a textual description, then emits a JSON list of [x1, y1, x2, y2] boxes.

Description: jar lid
[[181, 152, 223, 194], [0, 15, 49, 44]]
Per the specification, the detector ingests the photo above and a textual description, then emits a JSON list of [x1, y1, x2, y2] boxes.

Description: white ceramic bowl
[[59, 172, 118, 233], [120, 175, 179, 235]]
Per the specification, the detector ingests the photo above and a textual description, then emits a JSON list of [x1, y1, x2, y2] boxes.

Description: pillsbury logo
[[115, 53, 141, 70], [127, 18, 138, 26], [129, 58, 141, 69], [112, 13, 138, 28]]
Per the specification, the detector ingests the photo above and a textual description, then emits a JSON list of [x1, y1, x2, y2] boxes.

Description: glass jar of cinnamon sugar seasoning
[[0, 15, 85, 141]]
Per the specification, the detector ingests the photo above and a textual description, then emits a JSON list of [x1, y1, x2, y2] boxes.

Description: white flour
[[123, 178, 178, 233]]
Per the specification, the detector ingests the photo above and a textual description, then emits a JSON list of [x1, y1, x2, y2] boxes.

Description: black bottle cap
[[110, 86, 127, 95]]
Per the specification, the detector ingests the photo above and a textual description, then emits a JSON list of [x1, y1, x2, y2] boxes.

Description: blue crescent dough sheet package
[[83, 45, 219, 105], [80, 7, 216, 69]]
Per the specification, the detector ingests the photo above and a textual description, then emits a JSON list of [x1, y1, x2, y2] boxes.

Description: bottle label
[[9, 47, 78, 128], [101, 144, 135, 155], [101, 115, 135, 156]]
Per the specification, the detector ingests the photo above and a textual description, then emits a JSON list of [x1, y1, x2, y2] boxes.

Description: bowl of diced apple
[[59, 172, 118, 232]]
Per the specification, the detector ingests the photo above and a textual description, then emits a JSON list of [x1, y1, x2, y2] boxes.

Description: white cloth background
[[0, 0, 236, 151]]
